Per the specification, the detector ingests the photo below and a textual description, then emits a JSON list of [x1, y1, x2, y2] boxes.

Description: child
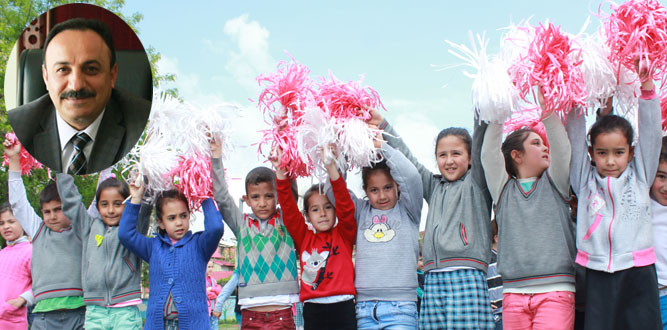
[[651, 136, 667, 330], [5, 139, 87, 329], [56, 172, 150, 329], [566, 64, 662, 329], [370, 109, 495, 329], [118, 181, 224, 329], [0, 203, 33, 330], [272, 146, 357, 330], [481, 96, 576, 329], [328, 135, 423, 329], [206, 261, 222, 330], [210, 138, 300, 329]]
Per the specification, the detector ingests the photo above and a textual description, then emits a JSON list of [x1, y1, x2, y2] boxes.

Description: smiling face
[[157, 199, 190, 240], [651, 162, 667, 206], [97, 187, 126, 226], [305, 193, 336, 233], [0, 211, 24, 242], [42, 29, 117, 131], [243, 182, 277, 220], [513, 132, 550, 178], [41, 200, 71, 231], [436, 135, 471, 181], [364, 170, 398, 210], [589, 129, 633, 179]]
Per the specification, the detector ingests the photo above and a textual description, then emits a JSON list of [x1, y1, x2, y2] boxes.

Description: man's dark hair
[[39, 182, 61, 207], [245, 167, 276, 194], [43, 18, 116, 68]]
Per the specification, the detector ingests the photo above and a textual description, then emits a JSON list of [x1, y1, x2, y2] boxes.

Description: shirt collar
[[8, 235, 29, 246], [56, 108, 106, 152]]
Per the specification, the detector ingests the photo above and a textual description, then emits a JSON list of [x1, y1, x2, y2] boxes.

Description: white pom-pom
[[338, 118, 381, 170], [296, 106, 341, 181]]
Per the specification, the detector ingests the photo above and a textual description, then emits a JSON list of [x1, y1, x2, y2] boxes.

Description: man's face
[[42, 29, 117, 131]]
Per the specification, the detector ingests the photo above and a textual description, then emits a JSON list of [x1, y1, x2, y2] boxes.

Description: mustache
[[60, 89, 96, 99]]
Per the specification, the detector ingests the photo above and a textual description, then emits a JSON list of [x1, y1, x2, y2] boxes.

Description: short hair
[[245, 167, 276, 194], [501, 128, 533, 178], [39, 182, 61, 207], [361, 159, 393, 191], [587, 115, 634, 148], [660, 136, 667, 164], [0, 202, 12, 215], [435, 127, 472, 156], [43, 18, 116, 68], [155, 190, 189, 221], [95, 177, 130, 208]]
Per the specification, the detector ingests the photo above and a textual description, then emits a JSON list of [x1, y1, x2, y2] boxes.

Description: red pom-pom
[[165, 153, 213, 211], [257, 58, 315, 121], [316, 71, 385, 122], [508, 23, 586, 117], [604, 0, 667, 83], [661, 92, 667, 132], [503, 110, 550, 149], [258, 123, 312, 179], [2, 132, 43, 175]]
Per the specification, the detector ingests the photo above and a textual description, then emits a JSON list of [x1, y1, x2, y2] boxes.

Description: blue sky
[[121, 1, 611, 232]]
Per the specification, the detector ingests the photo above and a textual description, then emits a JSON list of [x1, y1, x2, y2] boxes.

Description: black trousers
[[583, 264, 661, 330], [304, 298, 357, 330]]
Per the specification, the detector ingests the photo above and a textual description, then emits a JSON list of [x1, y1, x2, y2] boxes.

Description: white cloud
[[222, 14, 275, 91]]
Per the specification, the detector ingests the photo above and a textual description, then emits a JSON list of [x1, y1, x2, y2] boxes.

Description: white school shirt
[[56, 108, 105, 171]]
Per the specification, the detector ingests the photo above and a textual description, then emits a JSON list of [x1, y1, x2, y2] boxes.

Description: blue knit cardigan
[[119, 198, 224, 329]]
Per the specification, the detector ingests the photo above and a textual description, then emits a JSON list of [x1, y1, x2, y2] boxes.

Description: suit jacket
[[8, 88, 151, 174]]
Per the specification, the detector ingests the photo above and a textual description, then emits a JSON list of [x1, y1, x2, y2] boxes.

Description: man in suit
[[8, 18, 150, 174]]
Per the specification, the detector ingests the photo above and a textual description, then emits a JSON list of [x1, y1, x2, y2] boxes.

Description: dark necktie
[[67, 132, 92, 175]]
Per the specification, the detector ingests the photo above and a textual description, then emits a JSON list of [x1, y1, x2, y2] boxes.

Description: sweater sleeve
[[277, 178, 307, 252], [543, 113, 571, 196], [381, 120, 437, 201], [330, 175, 357, 245], [118, 202, 153, 262], [471, 118, 490, 189], [481, 123, 509, 202], [197, 198, 225, 260], [7, 171, 42, 238], [55, 173, 92, 236], [636, 95, 662, 183], [565, 110, 589, 196], [211, 157, 243, 236], [382, 143, 423, 224]]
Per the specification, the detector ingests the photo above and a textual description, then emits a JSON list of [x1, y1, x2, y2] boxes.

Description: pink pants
[[502, 291, 575, 330]]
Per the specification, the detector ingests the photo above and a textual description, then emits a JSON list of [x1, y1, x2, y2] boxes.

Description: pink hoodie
[[0, 240, 32, 329]]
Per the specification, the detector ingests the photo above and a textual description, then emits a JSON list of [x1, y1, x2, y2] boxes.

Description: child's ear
[[242, 195, 249, 204], [629, 146, 635, 161], [510, 149, 522, 164], [588, 147, 595, 165], [156, 219, 165, 230]]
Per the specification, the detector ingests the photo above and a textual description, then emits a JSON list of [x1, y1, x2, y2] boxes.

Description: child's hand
[[212, 311, 221, 318], [129, 174, 146, 204], [2, 138, 21, 172], [7, 297, 26, 308], [370, 124, 384, 149], [598, 97, 613, 117], [270, 146, 287, 180], [210, 134, 223, 158], [322, 144, 341, 181], [365, 107, 384, 127], [635, 57, 654, 90]]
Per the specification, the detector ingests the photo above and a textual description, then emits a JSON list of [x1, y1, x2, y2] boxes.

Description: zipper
[[104, 227, 111, 305], [606, 177, 615, 272], [431, 224, 439, 265]]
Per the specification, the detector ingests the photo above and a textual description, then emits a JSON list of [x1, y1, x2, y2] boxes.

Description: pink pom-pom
[[603, 0, 667, 83], [316, 71, 385, 122], [258, 123, 312, 179], [508, 22, 587, 118], [257, 57, 315, 120], [2, 132, 43, 175], [503, 110, 550, 148], [165, 153, 213, 211], [661, 92, 667, 132]]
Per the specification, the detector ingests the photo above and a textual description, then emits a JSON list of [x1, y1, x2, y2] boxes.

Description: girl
[[481, 93, 576, 330], [328, 135, 423, 329], [206, 261, 222, 330], [0, 203, 32, 330], [118, 180, 224, 330], [272, 146, 357, 330], [369, 109, 495, 329], [56, 172, 150, 330], [566, 66, 662, 330]]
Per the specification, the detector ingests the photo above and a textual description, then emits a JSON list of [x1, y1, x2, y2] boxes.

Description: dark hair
[[435, 127, 472, 156], [501, 128, 533, 178], [39, 182, 61, 207], [155, 190, 189, 221], [361, 160, 394, 191], [0, 202, 12, 215], [245, 167, 276, 194], [661, 136, 667, 164], [587, 115, 633, 148], [43, 18, 116, 68], [302, 184, 331, 216], [95, 178, 130, 209]]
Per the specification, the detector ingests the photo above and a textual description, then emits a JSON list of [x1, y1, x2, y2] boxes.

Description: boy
[[651, 136, 667, 330], [210, 140, 299, 329], [5, 140, 86, 329]]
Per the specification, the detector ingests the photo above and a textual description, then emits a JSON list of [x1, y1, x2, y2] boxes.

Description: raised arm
[[325, 149, 356, 243], [543, 113, 571, 196], [480, 122, 509, 202], [197, 198, 225, 260], [382, 143, 423, 224], [471, 116, 490, 189], [637, 83, 662, 183], [55, 173, 91, 235], [4, 140, 41, 237], [118, 179, 153, 261], [213, 270, 239, 314]]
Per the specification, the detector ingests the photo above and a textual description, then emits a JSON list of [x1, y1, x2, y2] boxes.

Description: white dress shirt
[[56, 109, 105, 171]]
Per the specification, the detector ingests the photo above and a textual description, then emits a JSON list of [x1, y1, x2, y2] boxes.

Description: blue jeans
[[660, 294, 667, 330], [356, 301, 417, 330], [210, 314, 219, 330]]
